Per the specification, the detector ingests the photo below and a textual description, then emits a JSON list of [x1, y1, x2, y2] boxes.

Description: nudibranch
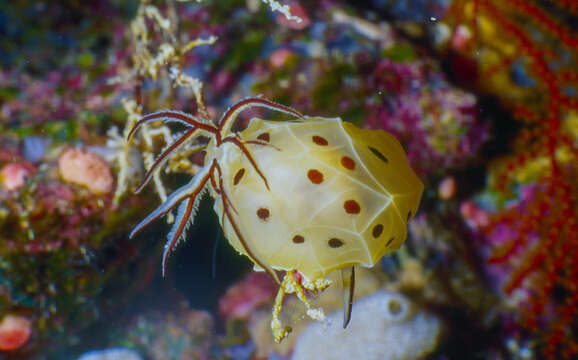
[[128, 97, 423, 342]]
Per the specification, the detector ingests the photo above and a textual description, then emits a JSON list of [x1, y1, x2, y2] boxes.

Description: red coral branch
[[446, 0, 578, 357]]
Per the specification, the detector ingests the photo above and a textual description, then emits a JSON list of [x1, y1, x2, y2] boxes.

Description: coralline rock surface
[[291, 290, 442, 360], [58, 147, 114, 194]]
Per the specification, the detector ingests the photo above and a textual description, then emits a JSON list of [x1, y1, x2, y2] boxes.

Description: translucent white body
[[207, 117, 423, 281]]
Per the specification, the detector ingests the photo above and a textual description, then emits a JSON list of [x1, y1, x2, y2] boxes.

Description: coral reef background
[[0, 0, 576, 359]]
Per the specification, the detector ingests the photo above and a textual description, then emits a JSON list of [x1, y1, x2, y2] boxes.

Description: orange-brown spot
[[257, 207, 270, 220], [328, 238, 344, 248], [386, 237, 395, 247], [344, 200, 361, 214], [312, 135, 328, 146], [257, 132, 270, 142], [341, 156, 355, 170], [292, 235, 305, 244], [233, 168, 245, 185], [307, 169, 324, 184], [372, 224, 383, 238], [407, 211, 412, 221]]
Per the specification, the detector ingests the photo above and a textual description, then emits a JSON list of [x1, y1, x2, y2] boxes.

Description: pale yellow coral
[[108, 0, 217, 206]]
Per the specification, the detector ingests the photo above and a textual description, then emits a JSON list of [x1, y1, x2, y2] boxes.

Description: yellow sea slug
[[128, 96, 423, 342]]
